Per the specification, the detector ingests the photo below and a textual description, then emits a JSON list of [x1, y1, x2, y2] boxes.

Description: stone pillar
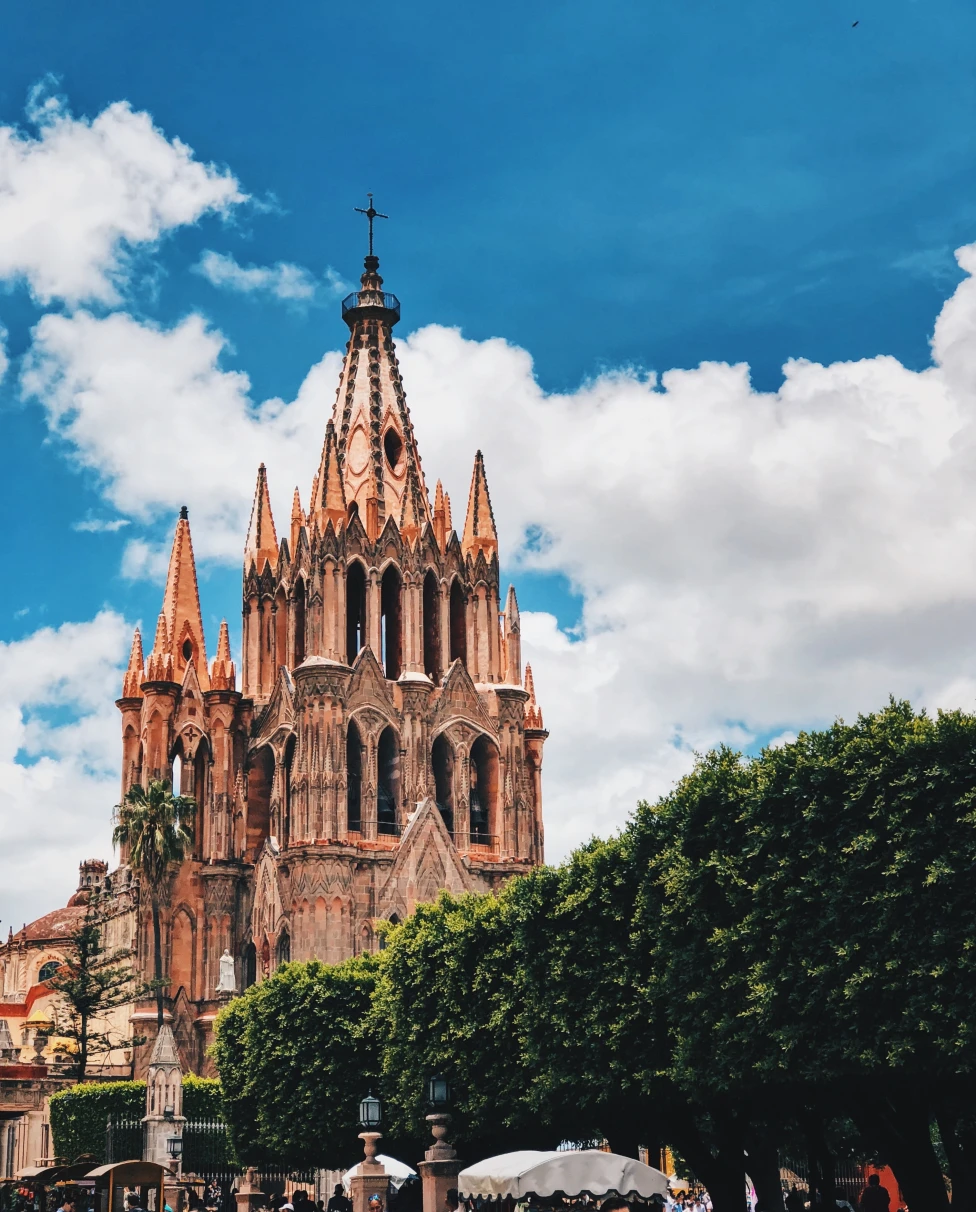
[[417, 1115, 463, 1212], [142, 1023, 185, 1170], [235, 1168, 267, 1212], [351, 1133, 389, 1212]]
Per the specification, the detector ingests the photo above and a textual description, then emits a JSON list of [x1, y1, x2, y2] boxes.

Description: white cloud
[[0, 83, 245, 305], [0, 612, 130, 927], [193, 249, 348, 304], [20, 239, 976, 860], [73, 516, 130, 533]]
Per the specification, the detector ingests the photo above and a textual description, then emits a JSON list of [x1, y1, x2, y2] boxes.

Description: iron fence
[[105, 1116, 144, 1163]]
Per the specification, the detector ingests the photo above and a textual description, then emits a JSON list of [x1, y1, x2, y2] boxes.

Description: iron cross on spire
[[354, 193, 388, 257]]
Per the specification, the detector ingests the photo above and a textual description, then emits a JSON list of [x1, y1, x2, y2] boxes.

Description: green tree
[[112, 778, 196, 1026], [211, 956, 384, 1169], [47, 891, 145, 1079], [641, 702, 976, 1212]]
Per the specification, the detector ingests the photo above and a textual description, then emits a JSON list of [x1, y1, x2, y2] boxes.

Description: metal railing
[[341, 291, 400, 321], [451, 832, 500, 855]]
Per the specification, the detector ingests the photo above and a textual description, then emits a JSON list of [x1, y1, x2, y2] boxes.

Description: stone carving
[[216, 949, 237, 994]]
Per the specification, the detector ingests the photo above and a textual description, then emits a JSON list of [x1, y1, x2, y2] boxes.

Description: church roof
[[13, 905, 85, 943]]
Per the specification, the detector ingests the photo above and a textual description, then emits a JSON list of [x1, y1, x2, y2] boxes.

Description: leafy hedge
[[50, 1076, 226, 1162]]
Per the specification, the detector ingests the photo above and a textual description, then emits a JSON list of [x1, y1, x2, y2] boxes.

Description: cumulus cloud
[[0, 83, 245, 305], [0, 612, 130, 926], [193, 249, 348, 304], [20, 239, 976, 858]]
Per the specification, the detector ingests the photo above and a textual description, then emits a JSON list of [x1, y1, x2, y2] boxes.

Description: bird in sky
[[852, 19, 859, 25]]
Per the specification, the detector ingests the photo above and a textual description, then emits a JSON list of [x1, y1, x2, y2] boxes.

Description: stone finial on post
[[417, 1114, 463, 1212], [350, 1132, 388, 1212]]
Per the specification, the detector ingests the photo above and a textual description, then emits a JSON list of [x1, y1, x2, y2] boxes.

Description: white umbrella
[[343, 1155, 418, 1192], [457, 1150, 670, 1200]]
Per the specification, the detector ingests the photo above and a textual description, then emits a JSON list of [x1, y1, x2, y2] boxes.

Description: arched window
[[276, 930, 291, 968], [171, 748, 183, 795], [377, 727, 399, 835], [243, 941, 257, 989], [380, 565, 402, 680], [449, 579, 467, 669], [469, 736, 498, 845], [274, 588, 288, 671], [346, 562, 367, 664], [293, 579, 307, 666], [423, 570, 441, 682], [38, 960, 61, 984], [432, 733, 454, 833], [346, 721, 363, 833], [245, 746, 275, 861]]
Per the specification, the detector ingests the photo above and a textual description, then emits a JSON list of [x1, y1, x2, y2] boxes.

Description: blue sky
[[1, 0, 976, 923]]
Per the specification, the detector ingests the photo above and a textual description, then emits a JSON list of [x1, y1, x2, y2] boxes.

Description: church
[[0, 233, 547, 1083]]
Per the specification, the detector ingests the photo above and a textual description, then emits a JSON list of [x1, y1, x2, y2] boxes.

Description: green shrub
[[50, 1076, 229, 1163]]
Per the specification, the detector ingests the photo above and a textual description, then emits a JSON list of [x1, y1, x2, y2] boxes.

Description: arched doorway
[[423, 570, 441, 682], [469, 735, 498, 845], [380, 565, 402, 680], [377, 727, 400, 835], [346, 562, 367, 664], [449, 579, 467, 668], [245, 746, 275, 861], [431, 733, 454, 833], [346, 720, 363, 833]]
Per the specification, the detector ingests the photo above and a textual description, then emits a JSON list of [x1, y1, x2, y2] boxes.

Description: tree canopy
[[211, 699, 976, 1212]]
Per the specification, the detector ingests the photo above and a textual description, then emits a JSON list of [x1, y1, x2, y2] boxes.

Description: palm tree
[[113, 779, 196, 1027]]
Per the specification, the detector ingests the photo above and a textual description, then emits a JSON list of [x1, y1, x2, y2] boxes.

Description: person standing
[[859, 1176, 890, 1212], [327, 1188, 352, 1212]]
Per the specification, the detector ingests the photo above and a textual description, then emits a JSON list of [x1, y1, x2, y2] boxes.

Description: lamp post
[[424, 1075, 455, 1161], [350, 1093, 388, 1212], [358, 1091, 383, 1166], [166, 1133, 183, 1178], [418, 1075, 463, 1212]]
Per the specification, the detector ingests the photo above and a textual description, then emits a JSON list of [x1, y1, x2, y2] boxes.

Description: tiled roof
[[16, 905, 86, 942]]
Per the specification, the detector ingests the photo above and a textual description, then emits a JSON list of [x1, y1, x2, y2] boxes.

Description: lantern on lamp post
[[424, 1075, 456, 1161], [358, 1091, 383, 1166]]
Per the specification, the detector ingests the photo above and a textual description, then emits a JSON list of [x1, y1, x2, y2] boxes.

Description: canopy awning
[[343, 1155, 417, 1192], [457, 1150, 670, 1200]]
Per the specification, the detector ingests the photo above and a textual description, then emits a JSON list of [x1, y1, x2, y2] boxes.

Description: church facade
[[0, 247, 547, 1080]]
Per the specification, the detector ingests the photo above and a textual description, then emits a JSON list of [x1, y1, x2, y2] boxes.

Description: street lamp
[[357, 1092, 383, 1168], [163, 1105, 175, 1121], [359, 1092, 383, 1130], [166, 1136, 183, 1160], [426, 1075, 451, 1110]]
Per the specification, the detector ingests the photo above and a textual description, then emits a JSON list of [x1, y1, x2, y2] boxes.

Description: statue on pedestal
[[216, 949, 237, 995]]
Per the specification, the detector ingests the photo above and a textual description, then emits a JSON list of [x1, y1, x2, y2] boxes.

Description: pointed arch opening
[[242, 940, 257, 989], [450, 578, 467, 669], [377, 726, 400, 835], [274, 588, 288, 671], [245, 745, 275, 861], [346, 720, 363, 833], [469, 735, 498, 846], [169, 908, 194, 1000], [171, 742, 184, 797], [282, 734, 296, 847], [293, 578, 307, 666], [346, 561, 367, 664], [276, 929, 290, 968], [192, 739, 210, 859], [380, 565, 402, 680], [423, 570, 441, 682], [432, 733, 454, 833]]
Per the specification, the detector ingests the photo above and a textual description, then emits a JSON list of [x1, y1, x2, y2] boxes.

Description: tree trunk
[[669, 1107, 748, 1212], [936, 1106, 976, 1212], [856, 1091, 949, 1212], [152, 893, 164, 1027], [78, 1009, 88, 1081], [745, 1130, 786, 1212]]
